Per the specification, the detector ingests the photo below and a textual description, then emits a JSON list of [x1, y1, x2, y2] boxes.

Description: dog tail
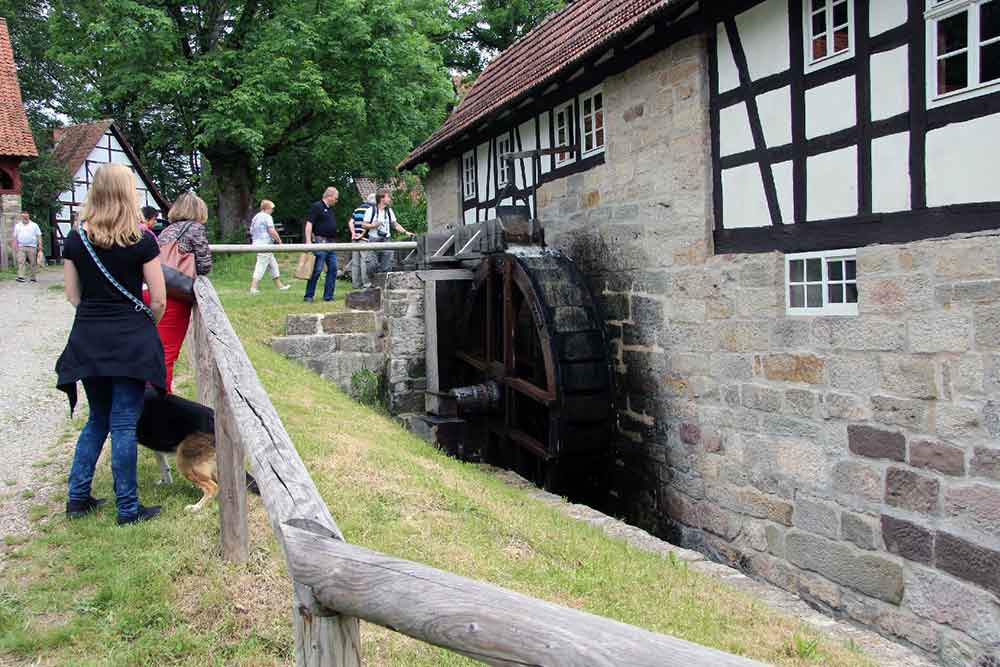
[[245, 472, 261, 496]]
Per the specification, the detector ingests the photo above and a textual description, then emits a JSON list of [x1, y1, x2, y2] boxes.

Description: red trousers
[[157, 296, 193, 393]]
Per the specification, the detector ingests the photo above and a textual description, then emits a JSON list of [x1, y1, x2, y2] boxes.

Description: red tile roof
[[400, 0, 681, 170], [51, 119, 114, 178], [0, 18, 37, 158]]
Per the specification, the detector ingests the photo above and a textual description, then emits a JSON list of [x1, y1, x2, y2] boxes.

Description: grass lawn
[[0, 254, 875, 666]]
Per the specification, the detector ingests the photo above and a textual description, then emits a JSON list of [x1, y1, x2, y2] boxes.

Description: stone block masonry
[[525, 31, 1000, 664], [271, 272, 427, 412]]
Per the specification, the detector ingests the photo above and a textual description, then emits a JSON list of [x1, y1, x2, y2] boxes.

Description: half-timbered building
[[50, 120, 169, 256], [402, 0, 1000, 661]]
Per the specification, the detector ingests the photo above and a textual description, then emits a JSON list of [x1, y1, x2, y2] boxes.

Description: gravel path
[[0, 269, 75, 555]]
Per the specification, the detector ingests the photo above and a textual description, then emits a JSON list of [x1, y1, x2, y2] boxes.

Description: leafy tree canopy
[[43, 0, 455, 237], [442, 0, 566, 73]]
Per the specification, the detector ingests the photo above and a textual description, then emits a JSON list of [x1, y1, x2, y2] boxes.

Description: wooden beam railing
[[188, 275, 764, 667]]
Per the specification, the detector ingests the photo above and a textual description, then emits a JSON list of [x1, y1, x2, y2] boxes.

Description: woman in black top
[[56, 164, 168, 525]]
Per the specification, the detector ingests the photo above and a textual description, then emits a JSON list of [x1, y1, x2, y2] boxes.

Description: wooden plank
[[281, 522, 765, 667], [215, 393, 250, 562], [191, 278, 362, 666], [415, 269, 475, 281]]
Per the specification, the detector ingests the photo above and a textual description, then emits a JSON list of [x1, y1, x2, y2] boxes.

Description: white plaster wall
[[735, 0, 790, 81], [538, 112, 552, 175], [773, 159, 794, 224], [722, 163, 771, 228], [757, 86, 792, 147], [807, 145, 858, 220], [516, 119, 537, 190], [720, 101, 755, 156], [870, 46, 910, 121], [717, 22, 740, 93], [871, 132, 911, 213], [464, 208, 477, 225], [477, 140, 491, 203], [806, 76, 857, 139], [927, 114, 1000, 206], [870, 0, 908, 37]]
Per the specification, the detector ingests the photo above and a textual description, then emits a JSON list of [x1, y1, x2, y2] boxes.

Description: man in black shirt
[[303, 186, 340, 302]]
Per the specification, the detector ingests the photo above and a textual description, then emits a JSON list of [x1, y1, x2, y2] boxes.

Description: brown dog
[[136, 388, 258, 512]]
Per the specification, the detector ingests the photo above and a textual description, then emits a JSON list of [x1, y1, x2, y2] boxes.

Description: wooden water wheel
[[451, 250, 613, 497]]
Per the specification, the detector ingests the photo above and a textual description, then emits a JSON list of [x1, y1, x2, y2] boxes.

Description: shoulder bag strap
[[79, 228, 156, 321]]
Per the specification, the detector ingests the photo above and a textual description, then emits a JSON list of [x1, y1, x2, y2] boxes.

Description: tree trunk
[[205, 150, 255, 241]]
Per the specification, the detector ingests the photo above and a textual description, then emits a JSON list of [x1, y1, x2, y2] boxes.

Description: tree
[[47, 0, 454, 238], [441, 0, 566, 73]]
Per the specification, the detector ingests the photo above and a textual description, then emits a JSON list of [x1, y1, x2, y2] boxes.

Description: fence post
[[190, 305, 250, 562], [293, 584, 362, 667]]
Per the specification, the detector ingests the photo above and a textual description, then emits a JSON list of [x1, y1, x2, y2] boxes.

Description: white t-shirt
[[250, 212, 275, 246], [15, 221, 42, 247], [363, 207, 395, 239]]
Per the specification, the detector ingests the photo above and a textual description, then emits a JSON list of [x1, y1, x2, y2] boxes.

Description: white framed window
[[926, 0, 1000, 106], [579, 87, 606, 158], [785, 249, 858, 315], [554, 101, 575, 167], [462, 150, 476, 200], [496, 135, 512, 188], [805, 0, 854, 71]]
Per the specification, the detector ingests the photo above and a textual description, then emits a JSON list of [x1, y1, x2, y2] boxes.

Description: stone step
[[284, 311, 381, 336], [311, 352, 386, 395], [322, 310, 380, 334], [345, 288, 381, 311], [272, 332, 381, 359]]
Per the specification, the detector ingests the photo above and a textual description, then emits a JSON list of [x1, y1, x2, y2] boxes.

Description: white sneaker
[[279, 285, 291, 291], [250, 288, 260, 295]]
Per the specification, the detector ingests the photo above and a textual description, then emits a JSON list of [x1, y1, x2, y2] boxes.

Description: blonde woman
[[56, 164, 167, 525], [156, 192, 213, 392], [248, 199, 290, 294]]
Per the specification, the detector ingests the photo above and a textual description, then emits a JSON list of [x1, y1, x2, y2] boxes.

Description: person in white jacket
[[14, 211, 43, 283], [248, 200, 291, 294]]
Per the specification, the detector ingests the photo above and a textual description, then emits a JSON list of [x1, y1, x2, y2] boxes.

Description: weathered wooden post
[[189, 303, 250, 562]]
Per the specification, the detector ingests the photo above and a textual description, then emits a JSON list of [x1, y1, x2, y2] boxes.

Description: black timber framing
[[715, 202, 1000, 254], [725, 17, 782, 225], [710, 0, 1000, 254]]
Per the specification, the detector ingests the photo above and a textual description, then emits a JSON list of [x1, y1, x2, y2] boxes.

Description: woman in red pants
[[156, 192, 212, 392]]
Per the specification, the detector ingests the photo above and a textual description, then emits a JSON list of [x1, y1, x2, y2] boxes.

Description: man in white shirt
[[248, 199, 291, 294], [361, 189, 415, 275], [14, 211, 43, 283]]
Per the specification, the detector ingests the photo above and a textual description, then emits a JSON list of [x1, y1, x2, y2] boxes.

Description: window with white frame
[[926, 0, 1000, 104], [554, 101, 575, 166], [496, 135, 512, 188], [785, 249, 858, 315], [806, 0, 853, 70], [580, 87, 606, 157], [462, 151, 476, 200]]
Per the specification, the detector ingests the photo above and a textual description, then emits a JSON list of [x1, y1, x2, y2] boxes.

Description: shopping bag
[[295, 252, 316, 280]]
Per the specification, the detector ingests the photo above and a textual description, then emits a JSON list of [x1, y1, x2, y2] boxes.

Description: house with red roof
[[401, 1, 1000, 661], [49, 120, 169, 256], [0, 17, 37, 195]]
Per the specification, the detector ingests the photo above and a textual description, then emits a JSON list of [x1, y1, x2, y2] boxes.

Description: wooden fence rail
[[188, 275, 763, 667]]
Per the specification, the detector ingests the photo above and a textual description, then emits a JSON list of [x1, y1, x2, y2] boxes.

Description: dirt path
[[0, 269, 75, 556]]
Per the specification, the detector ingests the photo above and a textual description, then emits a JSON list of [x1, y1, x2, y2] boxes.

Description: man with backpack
[[350, 194, 375, 288], [360, 188, 415, 275]]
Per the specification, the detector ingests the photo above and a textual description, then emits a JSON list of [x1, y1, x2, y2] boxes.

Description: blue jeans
[[67, 377, 145, 520], [304, 251, 337, 301]]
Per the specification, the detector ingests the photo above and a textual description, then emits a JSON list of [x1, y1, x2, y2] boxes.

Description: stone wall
[[420, 31, 1000, 664], [382, 272, 427, 414], [1, 193, 22, 269], [425, 157, 459, 232]]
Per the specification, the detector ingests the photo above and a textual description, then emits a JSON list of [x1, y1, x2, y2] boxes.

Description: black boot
[[116, 505, 162, 526], [66, 496, 107, 519]]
